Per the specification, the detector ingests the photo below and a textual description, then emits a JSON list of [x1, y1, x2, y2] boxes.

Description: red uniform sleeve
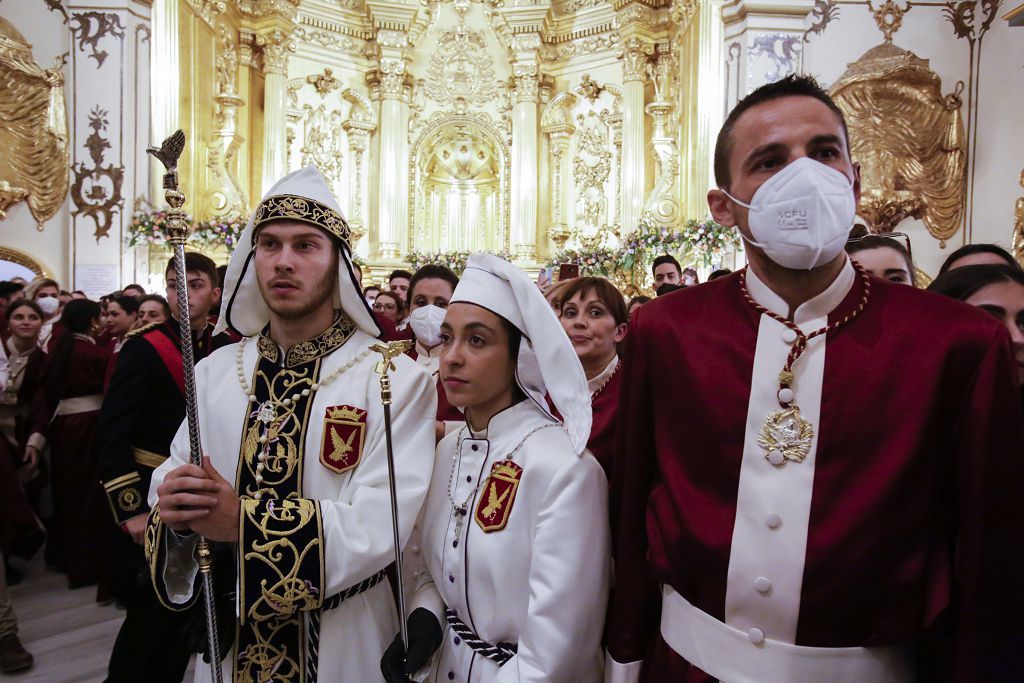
[[952, 325, 1024, 681], [605, 304, 662, 665]]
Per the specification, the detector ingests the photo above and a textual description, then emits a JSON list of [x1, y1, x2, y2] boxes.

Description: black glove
[[380, 608, 443, 682]]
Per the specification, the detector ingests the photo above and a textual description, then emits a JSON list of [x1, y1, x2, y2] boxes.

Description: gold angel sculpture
[[0, 18, 69, 229], [831, 43, 966, 246]]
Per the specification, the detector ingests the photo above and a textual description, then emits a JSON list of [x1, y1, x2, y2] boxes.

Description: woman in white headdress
[[381, 253, 611, 683]]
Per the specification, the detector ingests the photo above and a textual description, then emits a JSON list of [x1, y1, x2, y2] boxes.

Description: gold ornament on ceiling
[[831, 43, 966, 246], [0, 17, 69, 230]]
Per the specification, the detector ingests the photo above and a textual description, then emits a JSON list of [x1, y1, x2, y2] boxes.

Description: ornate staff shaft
[[147, 130, 223, 683], [373, 340, 413, 652]]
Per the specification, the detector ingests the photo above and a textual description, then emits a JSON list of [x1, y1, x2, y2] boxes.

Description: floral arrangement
[[128, 210, 246, 250], [406, 249, 513, 275], [550, 217, 738, 278]]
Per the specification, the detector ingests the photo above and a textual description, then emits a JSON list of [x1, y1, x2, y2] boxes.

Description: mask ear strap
[[721, 189, 753, 210]]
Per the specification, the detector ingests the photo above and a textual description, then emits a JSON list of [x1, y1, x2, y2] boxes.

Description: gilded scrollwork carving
[[573, 111, 613, 231], [307, 68, 341, 96], [70, 106, 124, 241], [644, 55, 681, 227], [0, 18, 69, 229], [425, 21, 498, 106], [543, 33, 619, 61], [292, 26, 363, 54], [943, 0, 999, 40], [868, 0, 910, 43], [208, 24, 247, 221], [831, 43, 966, 246], [69, 11, 125, 69]]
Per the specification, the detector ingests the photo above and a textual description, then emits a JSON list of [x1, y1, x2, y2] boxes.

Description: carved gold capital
[[620, 36, 654, 82], [512, 63, 542, 103], [367, 57, 412, 101], [255, 28, 295, 76]]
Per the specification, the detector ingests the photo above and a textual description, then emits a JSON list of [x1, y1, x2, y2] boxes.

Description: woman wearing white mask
[[382, 253, 611, 683], [26, 279, 62, 352], [405, 265, 464, 442]]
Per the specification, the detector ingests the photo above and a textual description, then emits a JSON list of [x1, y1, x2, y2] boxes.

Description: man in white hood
[[145, 166, 437, 682]]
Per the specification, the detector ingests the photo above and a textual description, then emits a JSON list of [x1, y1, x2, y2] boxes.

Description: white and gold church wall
[[718, 0, 1024, 275]]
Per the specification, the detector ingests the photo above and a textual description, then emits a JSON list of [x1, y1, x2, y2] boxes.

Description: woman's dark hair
[[46, 299, 101, 396], [374, 291, 405, 315], [846, 235, 917, 286], [5, 298, 43, 322], [110, 295, 140, 316], [708, 269, 733, 280], [938, 243, 1020, 275], [927, 264, 1024, 302], [558, 276, 628, 326], [139, 294, 172, 319], [407, 264, 459, 306]]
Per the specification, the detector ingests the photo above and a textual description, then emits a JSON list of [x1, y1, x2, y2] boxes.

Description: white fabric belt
[[54, 394, 103, 416], [660, 586, 914, 683]]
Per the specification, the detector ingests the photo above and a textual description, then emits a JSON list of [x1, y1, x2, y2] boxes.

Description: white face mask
[[37, 296, 60, 315], [723, 157, 856, 271], [409, 304, 446, 349]]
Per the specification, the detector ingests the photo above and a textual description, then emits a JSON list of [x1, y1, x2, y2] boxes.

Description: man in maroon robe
[[605, 75, 1024, 682]]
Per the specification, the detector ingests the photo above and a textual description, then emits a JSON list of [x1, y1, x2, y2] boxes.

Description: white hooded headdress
[[214, 166, 379, 338], [449, 253, 592, 454]]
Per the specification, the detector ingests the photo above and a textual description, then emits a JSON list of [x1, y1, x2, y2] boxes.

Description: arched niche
[[0, 246, 47, 282], [408, 114, 510, 254]]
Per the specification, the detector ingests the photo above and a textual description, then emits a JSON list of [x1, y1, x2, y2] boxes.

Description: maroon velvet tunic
[[587, 364, 621, 477], [606, 270, 1024, 682], [35, 336, 114, 593]]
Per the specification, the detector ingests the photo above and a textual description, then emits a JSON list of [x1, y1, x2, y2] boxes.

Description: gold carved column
[[256, 26, 295, 195]]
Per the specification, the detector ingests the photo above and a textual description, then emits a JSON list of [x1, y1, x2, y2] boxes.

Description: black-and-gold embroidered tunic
[[146, 314, 357, 683]]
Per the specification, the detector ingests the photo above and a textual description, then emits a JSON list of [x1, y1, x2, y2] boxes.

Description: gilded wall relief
[[868, 0, 910, 42], [831, 43, 966, 246], [424, 20, 498, 106], [70, 106, 125, 241], [207, 23, 247, 221], [69, 11, 125, 68], [0, 17, 69, 229], [644, 54, 682, 227]]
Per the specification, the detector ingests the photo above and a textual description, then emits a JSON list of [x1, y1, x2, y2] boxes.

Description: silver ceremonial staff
[[147, 130, 223, 683], [372, 339, 414, 652]]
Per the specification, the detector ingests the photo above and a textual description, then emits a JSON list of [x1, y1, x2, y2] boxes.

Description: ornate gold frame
[[0, 246, 47, 277]]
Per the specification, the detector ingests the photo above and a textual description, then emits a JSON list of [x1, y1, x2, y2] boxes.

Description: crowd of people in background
[[0, 229, 1022, 674]]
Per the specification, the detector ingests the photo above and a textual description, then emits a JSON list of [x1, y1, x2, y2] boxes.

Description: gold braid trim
[[251, 194, 351, 247]]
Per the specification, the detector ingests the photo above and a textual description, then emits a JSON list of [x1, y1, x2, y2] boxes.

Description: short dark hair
[[166, 252, 220, 289], [652, 254, 681, 278], [558, 276, 628, 326], [389, 269, 413, 283], [0, 281, 24, 299], [708, 268, 733, 280], [628, 295, 652, 309], [363, 285, 381, 296], [938, 243, 1020, 275], [110, 295, 140, 316], [407, 264, 459, 306], [139, 293, 172, 318], [927, 264, 1024, 301], [714, 73, 850, 189]]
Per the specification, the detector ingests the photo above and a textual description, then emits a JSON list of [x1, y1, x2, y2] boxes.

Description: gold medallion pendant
[[758, 405, 814, 466]]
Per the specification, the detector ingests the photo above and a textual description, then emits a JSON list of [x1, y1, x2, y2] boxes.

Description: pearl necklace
[[446, 422, 558, 547], [235, 336, 373, 501], [234, 336, 373, 404]]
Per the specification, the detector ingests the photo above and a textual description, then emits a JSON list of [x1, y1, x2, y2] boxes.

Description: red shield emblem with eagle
[[320, 405, 367, 474]]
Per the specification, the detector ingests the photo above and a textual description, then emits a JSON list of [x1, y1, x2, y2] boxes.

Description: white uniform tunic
[[148, 327, 437, 682], [409, 400, 611, 683]]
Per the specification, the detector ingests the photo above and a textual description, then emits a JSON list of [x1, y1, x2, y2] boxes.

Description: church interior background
[[1, 0, 1022, 296]]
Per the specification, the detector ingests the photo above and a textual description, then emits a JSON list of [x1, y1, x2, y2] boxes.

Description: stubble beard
[[263, 269, 337, 321]]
